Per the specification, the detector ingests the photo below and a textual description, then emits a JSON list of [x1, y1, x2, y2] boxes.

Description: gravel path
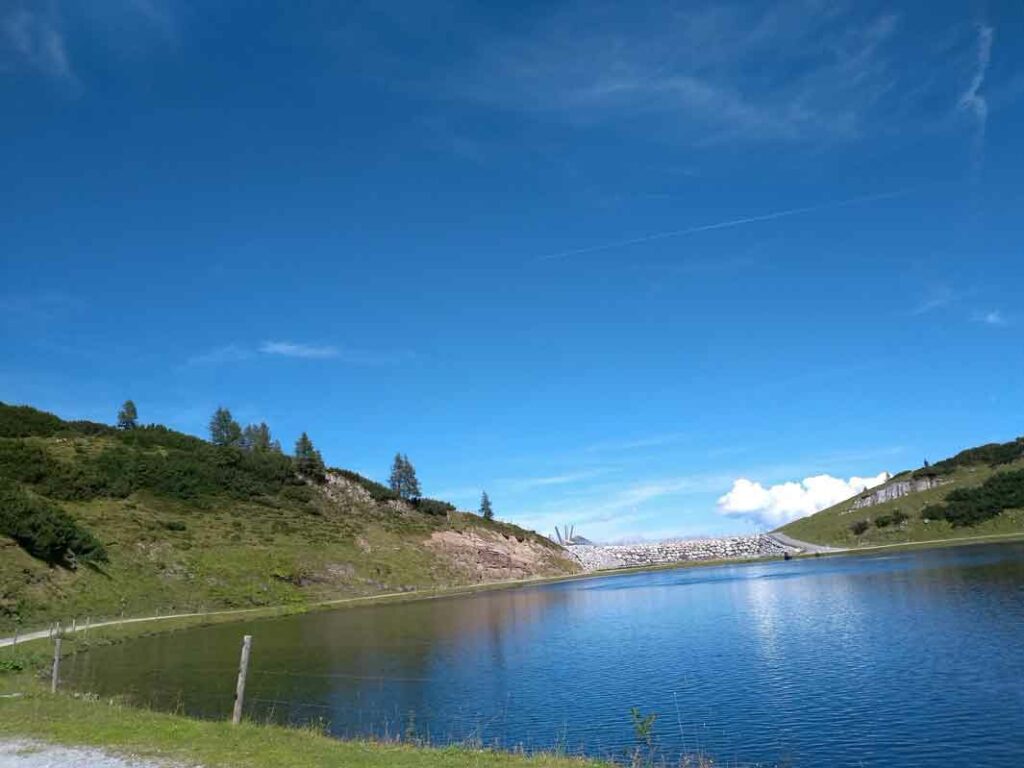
[[0, 740, 184, 768], [767, 531, 846, 554]]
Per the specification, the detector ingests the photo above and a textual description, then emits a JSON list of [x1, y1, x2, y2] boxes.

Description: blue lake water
[[65, 542, 1024, 766]]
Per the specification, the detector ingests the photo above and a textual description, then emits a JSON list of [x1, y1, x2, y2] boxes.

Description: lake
[[64, 542, 1024, 766]]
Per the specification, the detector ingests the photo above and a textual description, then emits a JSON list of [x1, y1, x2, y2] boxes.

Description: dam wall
[[567, 534, 791, 571]]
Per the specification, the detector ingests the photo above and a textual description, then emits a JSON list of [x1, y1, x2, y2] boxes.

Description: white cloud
[[958, 24, 994, 171], [260, 340, 339, 359], [452, 3, 906, 145], [2, 8, 73, 81], [717, 471, 890, 529], [974, 310, 1007, 327]]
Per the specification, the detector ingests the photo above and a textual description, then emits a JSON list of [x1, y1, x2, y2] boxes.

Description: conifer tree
[[116, 400, 138, 430], [389, 453, 404, 495], [209, 407, 242, 447], [294, 432, 326, 480], [480, 491, 494, 521], [389, 453, 421, 500], [402, 454, 421, 499], [241, 422, 276, 452]]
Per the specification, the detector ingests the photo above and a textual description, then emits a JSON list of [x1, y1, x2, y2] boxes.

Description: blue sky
[[2, 0, 1022, 541]]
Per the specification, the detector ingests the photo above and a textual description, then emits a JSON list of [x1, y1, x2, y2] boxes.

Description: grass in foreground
[[0, 686, 607, 768]]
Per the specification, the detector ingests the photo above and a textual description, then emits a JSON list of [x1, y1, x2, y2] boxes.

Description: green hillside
[[0, 403, 576, 633], [779, 437, 1024, 548]]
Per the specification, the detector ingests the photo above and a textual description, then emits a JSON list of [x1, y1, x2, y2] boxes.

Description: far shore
[[4, 529, 1023, 653]]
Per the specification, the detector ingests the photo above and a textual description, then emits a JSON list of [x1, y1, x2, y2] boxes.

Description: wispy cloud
[[910, 286, 955, 316], [582, 433, 685, 454], [514, 472, 732, 542], [958, 24, 994, 173], [539, 189, 909, 261], [1, 8, 74, 82], [506, 469, 609, 490], [188, 340, 411, 366], [974, 310, 1008, 327], [260, 341, 339, 359], [450, 3, 906, 146]]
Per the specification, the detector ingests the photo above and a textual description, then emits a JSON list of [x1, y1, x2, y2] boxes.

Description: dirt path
[[0, 740, 181, 768], [767, 531, 847, 554]]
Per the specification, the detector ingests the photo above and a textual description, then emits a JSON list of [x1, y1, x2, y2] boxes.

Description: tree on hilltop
[[294, 432, 326, 481], [117, 400, 138, 430], [389, 453, 421, 500], [209, 407, 242, 447], [480, 491, 494, 521], [241, 422, 281, 453]]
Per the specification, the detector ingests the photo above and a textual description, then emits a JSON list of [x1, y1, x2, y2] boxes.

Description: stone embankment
[[850, 476, 943, 510], [566, 534, 791, 571]]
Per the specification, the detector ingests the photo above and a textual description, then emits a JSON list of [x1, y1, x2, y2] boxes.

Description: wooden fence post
[[231, 635, 253, 725], [51, 638, 62, 693]]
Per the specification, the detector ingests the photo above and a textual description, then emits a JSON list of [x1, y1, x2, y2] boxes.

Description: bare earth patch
[[426, 529, 575, 581], [0, 740, 185, 768]]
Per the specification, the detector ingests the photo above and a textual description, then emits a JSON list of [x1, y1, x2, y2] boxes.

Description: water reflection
[[65, 543, 1024, 767]]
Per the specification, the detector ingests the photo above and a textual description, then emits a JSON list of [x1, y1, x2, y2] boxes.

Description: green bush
[[849, 519, 870, 535], [0, 402, 114, 439], [917, 438, 1024, 478], [891, 510, 909, 525], [926, 469, 1024, 527], [412, 498, 455, 516], [0, 484, 107, 566], [874, 514, 893, 528]]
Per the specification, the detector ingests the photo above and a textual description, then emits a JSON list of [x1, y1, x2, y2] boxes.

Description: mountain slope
[[0, 403, 576, 632], [778, 437, 1024, 548]]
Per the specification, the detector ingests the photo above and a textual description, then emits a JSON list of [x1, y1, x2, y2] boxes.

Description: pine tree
[[209, 407, 242, 447], [116, 400, 138, 430], [241, 422, 276, 452], [480, 491, 493, 521], [294, 432, 326, 480], [402, 454, 421, 499], [389, 453, 421, 500], [389, 453, 404, 495]]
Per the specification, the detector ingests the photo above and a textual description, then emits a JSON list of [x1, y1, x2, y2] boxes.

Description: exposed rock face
[[566, 535, 789, 571], [426, 529, 579, 581], [850, 477, 943, 510]]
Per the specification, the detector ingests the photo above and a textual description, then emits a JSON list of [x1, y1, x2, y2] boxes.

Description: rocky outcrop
[[850, 477, 944, 510], [566, 535, 790, 571], [426, 528, 580, 581]]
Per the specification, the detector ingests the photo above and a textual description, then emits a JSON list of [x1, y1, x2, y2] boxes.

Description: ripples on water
[[65, 543, 1024, 767]]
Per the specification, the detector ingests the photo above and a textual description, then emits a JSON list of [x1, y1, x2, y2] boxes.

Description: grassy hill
[[779, 437, 1024, 548], [0, 403, 576, 633]]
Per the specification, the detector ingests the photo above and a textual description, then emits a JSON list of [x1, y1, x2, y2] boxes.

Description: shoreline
[[5, 529, 1023, 651]]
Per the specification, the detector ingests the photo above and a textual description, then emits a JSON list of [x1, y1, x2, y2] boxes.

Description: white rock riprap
[[566, 535, 790, 571]]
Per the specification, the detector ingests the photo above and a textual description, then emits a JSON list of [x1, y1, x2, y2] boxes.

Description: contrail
[[537, 188, 910, 262]]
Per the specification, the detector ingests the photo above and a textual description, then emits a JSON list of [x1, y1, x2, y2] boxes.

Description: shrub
[[919, 469, 1024, 527], [917, 438, 1024, 478], [162, 520, 187, 532], [0, 483, 107, 566], [891, 510, 909, 525], [413, 498, 455, 516], [849, 520, 870, 535], [874, 514, 893, 528]]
